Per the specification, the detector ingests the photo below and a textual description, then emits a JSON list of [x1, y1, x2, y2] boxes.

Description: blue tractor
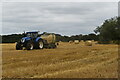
[[16, 31, 57, 50]]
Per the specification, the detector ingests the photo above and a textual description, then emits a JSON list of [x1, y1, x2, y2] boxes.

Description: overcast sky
[[2, 2, 118, 36]]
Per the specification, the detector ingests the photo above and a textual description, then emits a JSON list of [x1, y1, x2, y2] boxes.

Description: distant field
[[2, 42, 118, 78]]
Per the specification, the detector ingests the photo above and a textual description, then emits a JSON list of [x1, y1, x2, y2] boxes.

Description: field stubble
[[2, 42, 118, 78]]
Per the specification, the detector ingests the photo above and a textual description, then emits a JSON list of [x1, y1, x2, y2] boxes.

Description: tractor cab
[[26, 32, 38, 38]]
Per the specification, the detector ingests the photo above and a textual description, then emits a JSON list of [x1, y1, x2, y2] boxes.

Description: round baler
[[40, 33, 57, 49]]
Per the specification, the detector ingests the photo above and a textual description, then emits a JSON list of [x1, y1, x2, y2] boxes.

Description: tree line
[[1, 16, 120, 44], [55, 33, 99, 42], [1, 33, 99, 43]]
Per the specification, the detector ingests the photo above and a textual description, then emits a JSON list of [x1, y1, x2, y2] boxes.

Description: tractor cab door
[[32, 33, 39, 42]]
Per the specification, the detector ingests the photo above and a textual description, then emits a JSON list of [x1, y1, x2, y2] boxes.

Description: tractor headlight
[[21, 39, 25, 43]]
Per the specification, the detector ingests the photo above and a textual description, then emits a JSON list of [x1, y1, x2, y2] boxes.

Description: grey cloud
[[2, 2, 118, 36], [118, 1, 120, 17]]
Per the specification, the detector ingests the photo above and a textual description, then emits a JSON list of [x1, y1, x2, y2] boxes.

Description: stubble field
[[2, 42, 119, 78]]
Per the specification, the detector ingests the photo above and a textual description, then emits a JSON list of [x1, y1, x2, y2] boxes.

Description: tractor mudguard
[[22, 37, 31, 41], [35, 37, 42, 42]]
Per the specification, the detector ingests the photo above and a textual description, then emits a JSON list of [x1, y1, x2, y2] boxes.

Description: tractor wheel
[[26, 42, 34, 50], [48, 44, 57, 49], [52, 44, 57, 49], [38, 40, 44, 49], [16, 43, 22, 50]]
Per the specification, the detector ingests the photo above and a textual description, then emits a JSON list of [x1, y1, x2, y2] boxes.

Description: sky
[[118, 1, 120, 17], [2, 2, 118, 36]]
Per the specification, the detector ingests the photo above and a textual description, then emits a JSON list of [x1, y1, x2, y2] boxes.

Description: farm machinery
[[16, 31, 57, 50]]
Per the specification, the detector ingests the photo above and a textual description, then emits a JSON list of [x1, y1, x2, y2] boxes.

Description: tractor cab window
[[27, 33, 32, 37], [26, 33, 38, 38], [33, 33, 38, 38]]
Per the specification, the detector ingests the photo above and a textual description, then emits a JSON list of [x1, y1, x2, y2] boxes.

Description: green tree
[[94, 17, 120, 44]]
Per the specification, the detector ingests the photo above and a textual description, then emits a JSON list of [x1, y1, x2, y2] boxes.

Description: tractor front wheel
[[16, 43, 22, 50], [26, 42, 34, 50]]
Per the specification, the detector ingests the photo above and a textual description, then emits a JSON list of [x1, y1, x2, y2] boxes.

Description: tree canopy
[[94, 17, 120, 44]]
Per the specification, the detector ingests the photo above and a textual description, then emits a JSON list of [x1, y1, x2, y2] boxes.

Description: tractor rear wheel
[[26, 42, 34, 50], [38, 40, 44, 49]]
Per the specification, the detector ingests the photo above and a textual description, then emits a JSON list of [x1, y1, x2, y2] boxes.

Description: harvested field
[[2, 42, 118, 78]]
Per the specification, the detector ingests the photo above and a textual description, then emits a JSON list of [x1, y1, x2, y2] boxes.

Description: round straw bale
[[80, 40, 84, 43], [74, 40, 79, 44], [85, 41, 92, 46], [55, 42, 59, 45], [59, 41, 62, 42], [69, 41, 73, 43], [91, 40, 94, 42]]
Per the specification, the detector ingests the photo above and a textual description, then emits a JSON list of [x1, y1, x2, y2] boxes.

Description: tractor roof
[[26, 31, 38, 34]]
